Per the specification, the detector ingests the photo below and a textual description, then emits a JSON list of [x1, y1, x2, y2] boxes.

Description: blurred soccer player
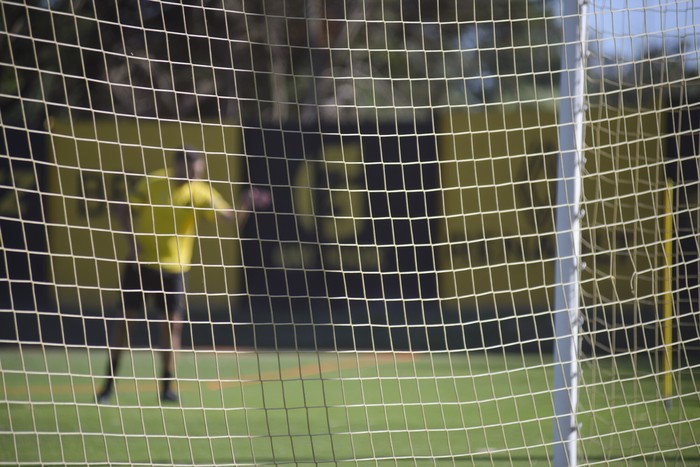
[[97, 148, 270, 403]]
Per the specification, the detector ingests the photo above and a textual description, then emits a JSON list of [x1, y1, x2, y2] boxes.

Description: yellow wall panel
[[46, 118, 244, 315], [438, 105, 666, 313]]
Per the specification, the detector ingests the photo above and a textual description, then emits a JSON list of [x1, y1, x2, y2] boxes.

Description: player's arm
[[117, 200, 132, 232], [216, 187, 271, 229], [118, 202, 139, 260]]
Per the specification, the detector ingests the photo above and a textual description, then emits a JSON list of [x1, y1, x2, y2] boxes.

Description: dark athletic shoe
[[160, 390, 179, 403], [96, 387, 112, 404]]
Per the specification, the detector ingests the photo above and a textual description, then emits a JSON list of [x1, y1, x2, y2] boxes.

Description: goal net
[[1, 0, 698, 465]]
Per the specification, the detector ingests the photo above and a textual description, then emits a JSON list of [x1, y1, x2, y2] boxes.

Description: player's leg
[[97, 263, 143, 402], [157, 310, 183, 402], [97, 310, 134, 402], [156, 271, 186, 402]]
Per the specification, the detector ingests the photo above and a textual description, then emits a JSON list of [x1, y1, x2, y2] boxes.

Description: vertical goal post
[[552, 0, 588, 465]]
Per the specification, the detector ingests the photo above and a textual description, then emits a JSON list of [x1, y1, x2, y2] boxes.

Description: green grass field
[[1, 347, 699, 466]]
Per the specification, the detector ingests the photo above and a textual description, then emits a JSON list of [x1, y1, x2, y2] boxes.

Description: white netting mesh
[[1, 0, 698, 465]]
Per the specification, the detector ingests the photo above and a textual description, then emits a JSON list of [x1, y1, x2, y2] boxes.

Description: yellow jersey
[[129, 169, 231, 272]]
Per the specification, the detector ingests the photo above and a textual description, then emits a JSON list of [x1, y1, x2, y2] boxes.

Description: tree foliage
[[1, 0, 577, 125]]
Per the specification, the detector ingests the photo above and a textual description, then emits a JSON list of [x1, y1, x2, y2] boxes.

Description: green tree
[[2, 0, 564, 125]]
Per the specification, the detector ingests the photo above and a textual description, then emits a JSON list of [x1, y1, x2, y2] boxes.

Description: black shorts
[[121, 263, 185, 317]]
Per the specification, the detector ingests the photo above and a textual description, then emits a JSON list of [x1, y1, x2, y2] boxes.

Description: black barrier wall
[[665, 106, 700, 351], [0, 127, 50, 342], [236, 121, 441, 349], [3, 113, 694, 352]]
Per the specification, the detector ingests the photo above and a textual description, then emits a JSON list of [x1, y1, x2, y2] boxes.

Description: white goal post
[[1, 1, 699, 466]]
